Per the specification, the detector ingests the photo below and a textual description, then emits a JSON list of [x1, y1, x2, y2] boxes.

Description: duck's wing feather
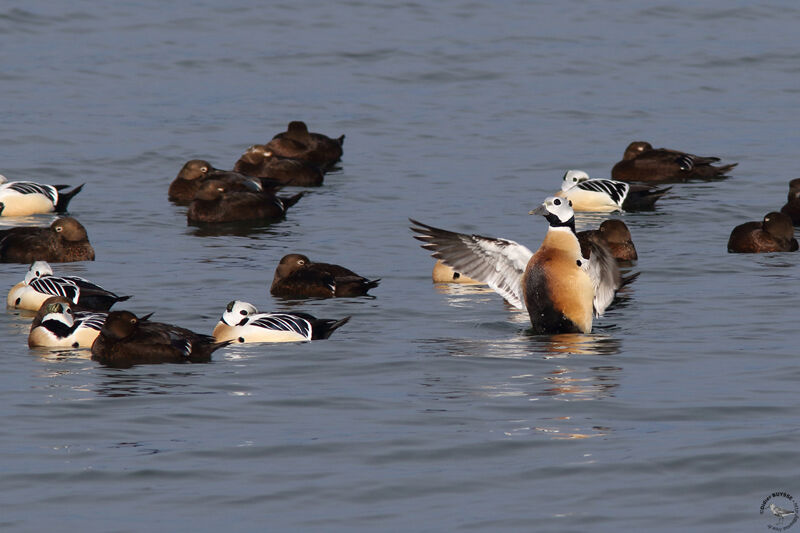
[[577, 179, 629, 206], [410, 218, 533, 309], [580, 237, 622, 317], [29, 276, 80, 303], [249, 313, 312, 340]]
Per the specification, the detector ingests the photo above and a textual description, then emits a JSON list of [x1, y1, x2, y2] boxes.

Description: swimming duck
[[28, 296, 106, 348], [727, 212, 798, 253], [611, 141, 737, 182], [168, 159, 279, 204], [779, 178, 800, 225], [265, 121, 345, 170], [270, 253, 380, 298], [410, 197, 626, 334], [7, 260, 130, 311], [432, 260, 481, 284], [557, 170, 670, 212], [577, 219, 638, 263], [91, 310, 229, 368], [187, 179, 304, 224], [233, 145, 325, 187], [212, 300, 350, 343], [0, 217, 95, 263], [0, 174, 84, 216]]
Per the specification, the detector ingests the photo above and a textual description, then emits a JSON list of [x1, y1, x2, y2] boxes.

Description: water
[[1, 1, 799, 531]]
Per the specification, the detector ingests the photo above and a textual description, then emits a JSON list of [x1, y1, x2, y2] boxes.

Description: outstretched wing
[[410, 219, 533, 309], [580, 237, 621, 317]]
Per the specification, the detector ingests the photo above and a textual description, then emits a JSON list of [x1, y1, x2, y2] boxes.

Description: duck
[[7, 260, 130, 311], [233, 145, 325, 187], [557, 170, 670, 212], [611, 141, 737, 182], [187, 179, 304, 224], [0, 217, 95, 263], [270, 253, 380, 298], [727, 212, 798, 253], [212, 300, 350, 343], [577, 219, 638, 263], [432, 260, 481, 284], [410, 197, 627, 334], [0, 175, 85, 216], [91, 310, 230, 368], [780, 178, 800, 225], [168, 159, 280, 204], [28, 296, 106, 348], [265, 121, 345, 170]]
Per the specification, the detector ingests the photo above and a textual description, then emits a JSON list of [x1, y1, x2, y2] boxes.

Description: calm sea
[[2, 1, 799, 531]]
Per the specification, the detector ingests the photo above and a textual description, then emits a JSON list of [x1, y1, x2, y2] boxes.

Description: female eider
[[233, 145, 325, 187], [186, 179, 304, 224], [212, 300, 350, 343], [91, 310, 230, 368], [270, 254, 380, 298], [780, 178, 800, 226], [410, 197, 627, 334], [0, 174, 84, 216], [28, 296, 107, 348], [7, 261, 130, 311], [557, 170, 670, 212], [727, 212, 798, 253], [611, 141, 737, 182], [266, 121, 345, 171], [0, 217, 95, 263], [577, 219, 638, 263]]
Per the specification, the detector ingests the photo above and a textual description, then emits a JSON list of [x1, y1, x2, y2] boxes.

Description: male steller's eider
[[212, 300, 350, 343], [557, 170, 669, 212], [411, 196, 628, 334]]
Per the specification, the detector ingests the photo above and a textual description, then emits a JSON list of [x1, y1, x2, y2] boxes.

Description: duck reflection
[[188, 220, 293, 238], [418, 332, 622, 439], [92, 369, 208, 398]]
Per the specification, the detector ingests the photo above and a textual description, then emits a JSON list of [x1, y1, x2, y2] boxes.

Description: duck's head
[[529, 196, 575, 232], [221, 300, 258, 326], [101, 310, 140, 341], [36, 296, 75, 326], [177, 160, 214, 181], [560, 170, 590, 192], [25, 260, 53, 284]]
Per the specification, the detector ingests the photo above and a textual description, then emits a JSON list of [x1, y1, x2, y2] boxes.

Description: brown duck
[[233, 145, 325, 187], [91, 310, 229, 368], [270, 253, 380, 298], [577, 219, 638, 263], [728, 212, 798, 253], [168, 159, 279, 204], [611, 141, 737, 182], [265, 121, 344, 171], [0, 217, 95, 263], [780, 178, 800, 225], [187, 180, 304, 224]]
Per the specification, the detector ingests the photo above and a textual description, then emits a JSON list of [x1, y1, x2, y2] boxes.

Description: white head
[[0, 174, 7, 185], [560, 170, 590, 192], [530, 196, 576, 231], [221, 300, 259, 326], [24, 261, 54, 284], [41, 300, 75, 327]]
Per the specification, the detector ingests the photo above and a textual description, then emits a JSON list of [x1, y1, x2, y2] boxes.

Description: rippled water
[[2, 1, 800, 531]]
